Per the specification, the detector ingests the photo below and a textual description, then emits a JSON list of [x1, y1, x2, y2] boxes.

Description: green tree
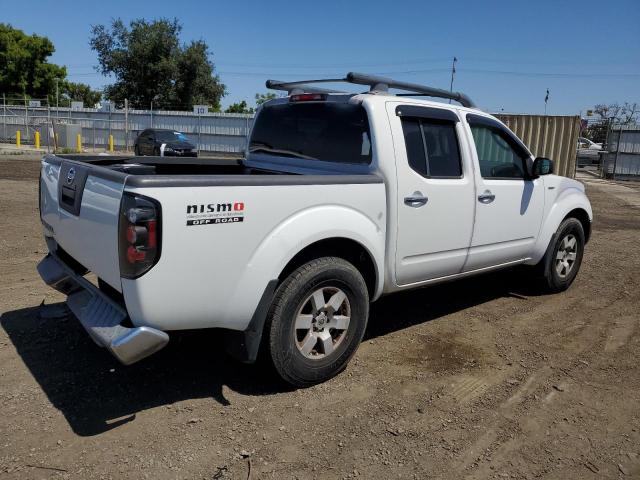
[[0, 23, 66, 98], [225, 100, 254, 114], [90, 18, 226, 110], [255, 92, 276, 106], [60, 81, 102, 107]]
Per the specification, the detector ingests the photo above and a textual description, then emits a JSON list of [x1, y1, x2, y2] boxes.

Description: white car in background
[[577, 137, 603, 164]]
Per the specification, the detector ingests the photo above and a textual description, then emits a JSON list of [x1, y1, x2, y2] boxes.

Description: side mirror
[[532, 157, 554, 176]]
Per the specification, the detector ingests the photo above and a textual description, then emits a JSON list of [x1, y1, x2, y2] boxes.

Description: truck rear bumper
[[37, 253, 169, 365]]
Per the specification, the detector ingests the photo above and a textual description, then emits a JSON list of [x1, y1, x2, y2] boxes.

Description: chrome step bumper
[[37, 253, 169, 365]]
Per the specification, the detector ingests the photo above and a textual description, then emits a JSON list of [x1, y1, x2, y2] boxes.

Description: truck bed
[[40, 154, 385, 333], [46, 154, 382, 187]]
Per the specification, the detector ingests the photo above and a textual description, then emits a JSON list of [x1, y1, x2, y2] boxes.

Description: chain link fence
[[1, 96, 253, 155]]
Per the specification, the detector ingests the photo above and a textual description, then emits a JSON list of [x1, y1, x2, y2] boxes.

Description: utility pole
[[449, 57, 458, 103]]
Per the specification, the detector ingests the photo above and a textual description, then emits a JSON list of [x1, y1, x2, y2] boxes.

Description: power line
[[63, 64, 640, 82], [457, 68, 640, 79]]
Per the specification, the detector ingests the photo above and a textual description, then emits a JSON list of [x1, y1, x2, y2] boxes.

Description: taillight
[[119, 193, 161, 279]]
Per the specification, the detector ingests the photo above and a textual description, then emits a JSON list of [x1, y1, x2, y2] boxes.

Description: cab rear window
[[248, 102, 372, 164]]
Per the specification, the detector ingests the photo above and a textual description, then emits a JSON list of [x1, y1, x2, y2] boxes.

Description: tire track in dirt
[[453, 297, 621, 478]]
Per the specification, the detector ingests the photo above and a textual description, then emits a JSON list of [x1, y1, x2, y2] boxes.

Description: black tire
[[266, 257, 369, 387], [134, 144, 140, 156], [539, 217, 585, 292], [153, 146, 160, 156]]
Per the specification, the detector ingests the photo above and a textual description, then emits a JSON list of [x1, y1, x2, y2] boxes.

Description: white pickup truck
[[38, 73, 592, 387]]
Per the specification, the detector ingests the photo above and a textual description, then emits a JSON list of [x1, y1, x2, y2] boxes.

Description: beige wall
[[496, 114, 580, 178]]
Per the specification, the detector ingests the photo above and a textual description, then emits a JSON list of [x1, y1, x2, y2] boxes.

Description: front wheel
[[266, 257, 369, 387], [539, 217, 585, 292]]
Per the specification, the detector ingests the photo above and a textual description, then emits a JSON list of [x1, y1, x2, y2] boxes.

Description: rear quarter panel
[[121, 181, 386, 331]]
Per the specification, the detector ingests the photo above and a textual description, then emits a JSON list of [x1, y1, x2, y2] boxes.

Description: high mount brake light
[[289, 93, 327, 102], [119, 193, 161, 279]]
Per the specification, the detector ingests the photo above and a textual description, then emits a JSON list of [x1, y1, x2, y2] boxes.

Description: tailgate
[[40, 158, 125, 291]]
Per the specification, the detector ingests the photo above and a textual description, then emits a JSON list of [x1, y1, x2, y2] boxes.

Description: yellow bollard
[[35, 131, 40, 149], [16, 130, 21, 147], [76, 133, 82, 153], [108, 134, 114, 152]]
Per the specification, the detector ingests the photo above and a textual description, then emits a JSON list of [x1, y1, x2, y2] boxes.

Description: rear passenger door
[[388, 104, 476, 285]]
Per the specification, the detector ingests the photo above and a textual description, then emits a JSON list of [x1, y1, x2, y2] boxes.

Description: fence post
[[76, 133, 82, 153], [124, 98, 129, 152], [108, 105, 112, 149], [93, 121, 96, 152], [35, 131, 40, 149], [16, 130, 21, 147], [46, 105, 50, 153], [24, 95, 29, 142], [613, 125, 621, 181], [245, 116, 250, 152], [198, 112, 201, 156], [150, 101, 153, 128], [2, 93, 5, 141]]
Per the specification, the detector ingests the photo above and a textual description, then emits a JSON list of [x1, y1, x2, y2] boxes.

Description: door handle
[[404, 192, 428, 207], [477, 190, 496, 204]]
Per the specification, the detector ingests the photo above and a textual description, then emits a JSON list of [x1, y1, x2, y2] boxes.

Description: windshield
[[248, 102, 372, 164], [155, 131, 193, 143]]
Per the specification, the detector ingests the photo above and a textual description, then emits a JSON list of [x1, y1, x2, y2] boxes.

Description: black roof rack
[[266, 71, 475, 108]]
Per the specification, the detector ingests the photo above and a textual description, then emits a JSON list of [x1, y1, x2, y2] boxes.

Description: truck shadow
[[1, 267, 544, 437]]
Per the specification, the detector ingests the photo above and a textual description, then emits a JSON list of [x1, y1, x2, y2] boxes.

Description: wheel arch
[[278, 237, 378, 300], [563, 207, 591, 243]]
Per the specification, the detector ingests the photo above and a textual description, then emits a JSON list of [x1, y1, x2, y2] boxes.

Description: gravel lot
[[1, 156, 638, 479]]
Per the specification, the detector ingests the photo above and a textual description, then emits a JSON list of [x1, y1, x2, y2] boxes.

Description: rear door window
[[400, 118, 462, 178], [249, 102, 372, 164]]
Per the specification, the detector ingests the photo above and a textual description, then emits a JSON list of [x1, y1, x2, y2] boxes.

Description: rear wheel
[[134, 144, 140, 156], [266, 257, 369, 387], [539, 217, 585, 292]]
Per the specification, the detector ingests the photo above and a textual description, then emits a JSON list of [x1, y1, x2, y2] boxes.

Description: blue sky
[[2, 0, 638, 114]]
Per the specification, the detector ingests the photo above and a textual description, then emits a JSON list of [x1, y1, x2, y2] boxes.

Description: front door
[[464, 114, 545, 271], [389, 103, 476, 286]]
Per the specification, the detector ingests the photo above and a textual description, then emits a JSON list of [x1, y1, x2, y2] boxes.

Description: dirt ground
[[0, 156, 638, 480]]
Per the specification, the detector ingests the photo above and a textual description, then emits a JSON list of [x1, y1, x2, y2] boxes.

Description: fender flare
[[528, 187, 593, 265]]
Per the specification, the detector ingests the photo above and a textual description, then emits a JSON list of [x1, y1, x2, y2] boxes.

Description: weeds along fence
[[0, 102, 253, 155]]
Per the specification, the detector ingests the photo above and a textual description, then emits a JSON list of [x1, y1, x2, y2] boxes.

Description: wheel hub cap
[[555, 234, 578, 279], [294, 286, 351, 360]]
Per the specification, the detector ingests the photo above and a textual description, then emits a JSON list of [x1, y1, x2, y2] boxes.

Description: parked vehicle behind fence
[[577, 136, 603, 166], [37, 72, 592, 387], [134, 128, 198, 157]]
